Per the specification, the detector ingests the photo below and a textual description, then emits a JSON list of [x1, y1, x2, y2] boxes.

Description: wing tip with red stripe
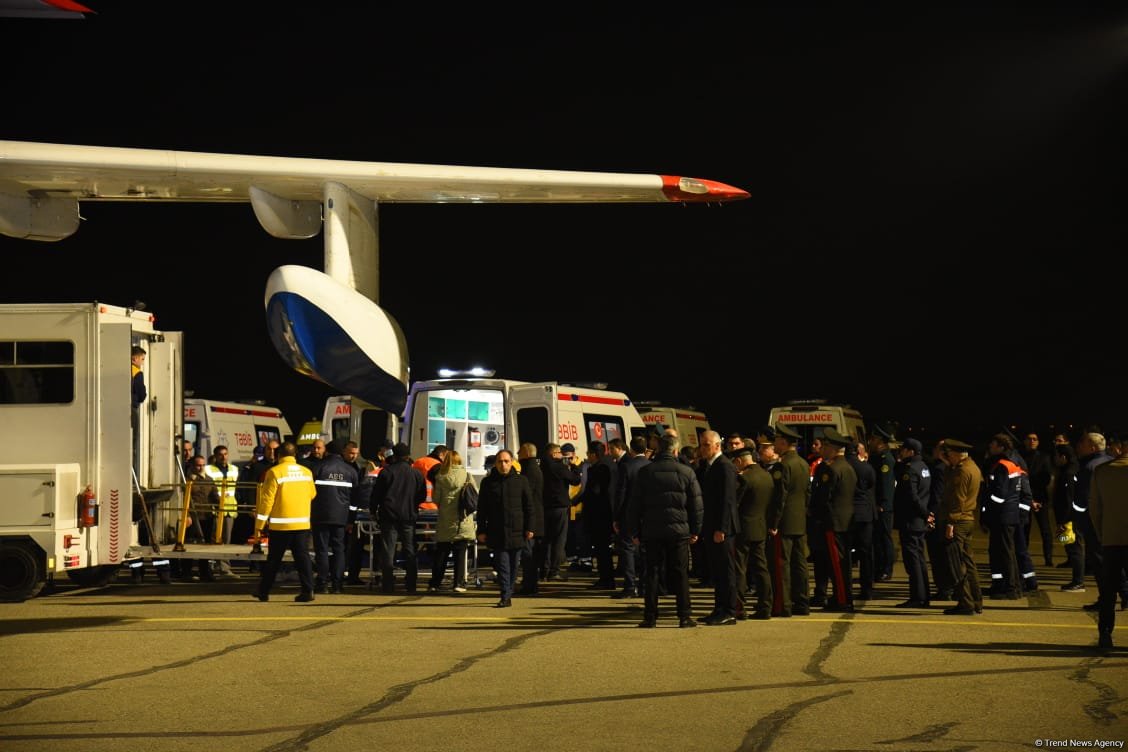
[[661, 175, 749, 203]]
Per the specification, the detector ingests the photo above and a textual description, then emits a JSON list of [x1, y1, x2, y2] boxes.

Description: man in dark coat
[[612, 436, 650, 599], [517, 442, 544, 595], [370, 442, 426, 593], [697, 430, 742, 625], [477, 449, 534, 607], [628, 434, 703, 628], [538, 442, 582, 582], [582, 441, 617, 588]]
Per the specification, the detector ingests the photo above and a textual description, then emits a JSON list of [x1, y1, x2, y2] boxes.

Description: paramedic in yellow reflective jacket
[[253, 442, 318, 602]]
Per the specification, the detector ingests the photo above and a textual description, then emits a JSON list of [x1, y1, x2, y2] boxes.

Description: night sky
[[3, 5, 1127, 443]]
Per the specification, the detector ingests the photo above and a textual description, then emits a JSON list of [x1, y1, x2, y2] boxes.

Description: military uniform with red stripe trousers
[[810, 450, 857, 611], [254, 446, 318, 602], [769, 428, 811, 617]]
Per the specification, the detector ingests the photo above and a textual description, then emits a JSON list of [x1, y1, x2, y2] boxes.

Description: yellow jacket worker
[[253, 442, 318, 602]]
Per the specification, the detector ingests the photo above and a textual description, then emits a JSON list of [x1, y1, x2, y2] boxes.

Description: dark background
[[3, 4, 1127, 443]]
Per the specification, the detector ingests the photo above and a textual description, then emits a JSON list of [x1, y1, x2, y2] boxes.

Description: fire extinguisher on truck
[[79, 485, 98, 528]]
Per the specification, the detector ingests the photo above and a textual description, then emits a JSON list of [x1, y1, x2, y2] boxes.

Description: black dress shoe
[[876, 573, 892, 582], [894, 600, 928, 608], [1083, 601, 1100, 611], [637, 619, 657, 628], [679, 617, 698, 628], [752, 611, 771, 620], [294, 592, 315, 602], [612, 588, 639, 599], [495, 598, 512, 608], [791, 606, 810, 616], [943, 606, 976, 615], [809, 596, 827, 608], [253, 591, 269, 602], [706, 615, 737, 626]]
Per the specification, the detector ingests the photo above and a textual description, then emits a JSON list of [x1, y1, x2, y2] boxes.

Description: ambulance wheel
[[66, 563, 120, 588], [0, 541, 47, 602]]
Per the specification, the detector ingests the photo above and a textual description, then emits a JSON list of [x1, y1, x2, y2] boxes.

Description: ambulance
[[0, 302, 182, 601], [183, 398, 293, 465], [767, 402, 867, 454], [321, 394, 400, 463], [635, 403, 711, 448], [402, 377, 647, 481], [295, 419, 323, 457]]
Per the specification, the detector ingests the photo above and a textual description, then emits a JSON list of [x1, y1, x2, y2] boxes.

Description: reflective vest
[[205, 462, 240, 516], [255, 456, 316, 533]]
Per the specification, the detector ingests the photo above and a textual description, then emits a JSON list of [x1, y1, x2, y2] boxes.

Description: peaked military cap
[[943, 438, 973, 452], [869, 424, 893, 440], [775, 423, 801, 441], [822, 428, 852, 447], [731, 446, 755, 459]]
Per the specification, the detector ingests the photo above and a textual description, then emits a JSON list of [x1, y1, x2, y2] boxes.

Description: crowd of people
[[165, 422, 1126, 649]]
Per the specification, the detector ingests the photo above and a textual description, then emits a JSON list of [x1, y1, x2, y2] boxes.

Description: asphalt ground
[[1, 538, 1126, 752]]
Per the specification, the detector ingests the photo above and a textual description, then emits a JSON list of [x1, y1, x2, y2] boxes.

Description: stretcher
[[354, 510, 483, 589]]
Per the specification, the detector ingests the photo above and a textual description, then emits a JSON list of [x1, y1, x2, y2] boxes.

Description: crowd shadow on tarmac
[[0, 616, 130, 636], [869, 640, 1124, 658]]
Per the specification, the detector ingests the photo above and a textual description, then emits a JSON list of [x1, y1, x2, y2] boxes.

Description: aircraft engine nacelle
[[264, 265, 408, 414]]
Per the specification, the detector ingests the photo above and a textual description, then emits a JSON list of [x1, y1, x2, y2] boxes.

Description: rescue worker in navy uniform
[[697, 430, 742, 625], [892, 438, 932, 607], [370, 442, 427, 594], [628, 433, 703, 628], [867, 424, 897, 583], [253, 442, 317, 602], [809, 429, 857, 612], [1000, 427, 1038, 592], [311, 441, 361, 594], [770, 423, 811, 617], [982, 433, 1024, 600], [926, 442, 952, 601]]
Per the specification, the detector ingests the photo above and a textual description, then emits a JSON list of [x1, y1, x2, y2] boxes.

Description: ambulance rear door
[[508, 383, 556, 458], [145, 335, 182, 488]]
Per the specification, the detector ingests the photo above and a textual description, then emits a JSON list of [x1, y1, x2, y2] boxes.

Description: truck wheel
[[0, 541, 47, 602], [66, 564, 120, 588]]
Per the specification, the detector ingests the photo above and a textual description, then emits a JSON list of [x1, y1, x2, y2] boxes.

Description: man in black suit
[[697, 430, 742, 625]]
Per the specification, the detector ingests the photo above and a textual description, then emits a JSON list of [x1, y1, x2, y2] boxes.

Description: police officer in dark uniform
[[893, 437, 932, 607], [770, 424, 811, 616], [809, 429, 857, 612]]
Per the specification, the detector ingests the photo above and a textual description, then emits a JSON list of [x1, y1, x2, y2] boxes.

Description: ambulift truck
[[0, 303, 279, 602]]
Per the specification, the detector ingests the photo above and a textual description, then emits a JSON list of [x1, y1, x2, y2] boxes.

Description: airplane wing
[[0, 140, 748, 415], [0, 140, 747, 209], [0, 0, 93, 18]]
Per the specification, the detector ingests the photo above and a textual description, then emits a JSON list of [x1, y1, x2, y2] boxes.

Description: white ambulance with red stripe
[[402, 377, 647, 481], [767, 402, 867, 454], [635, 403, 711, 448], [183, 399, 293, 465]]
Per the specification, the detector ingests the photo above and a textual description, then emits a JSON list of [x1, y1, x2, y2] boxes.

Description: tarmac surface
[[1, 539, 1126, 752]]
